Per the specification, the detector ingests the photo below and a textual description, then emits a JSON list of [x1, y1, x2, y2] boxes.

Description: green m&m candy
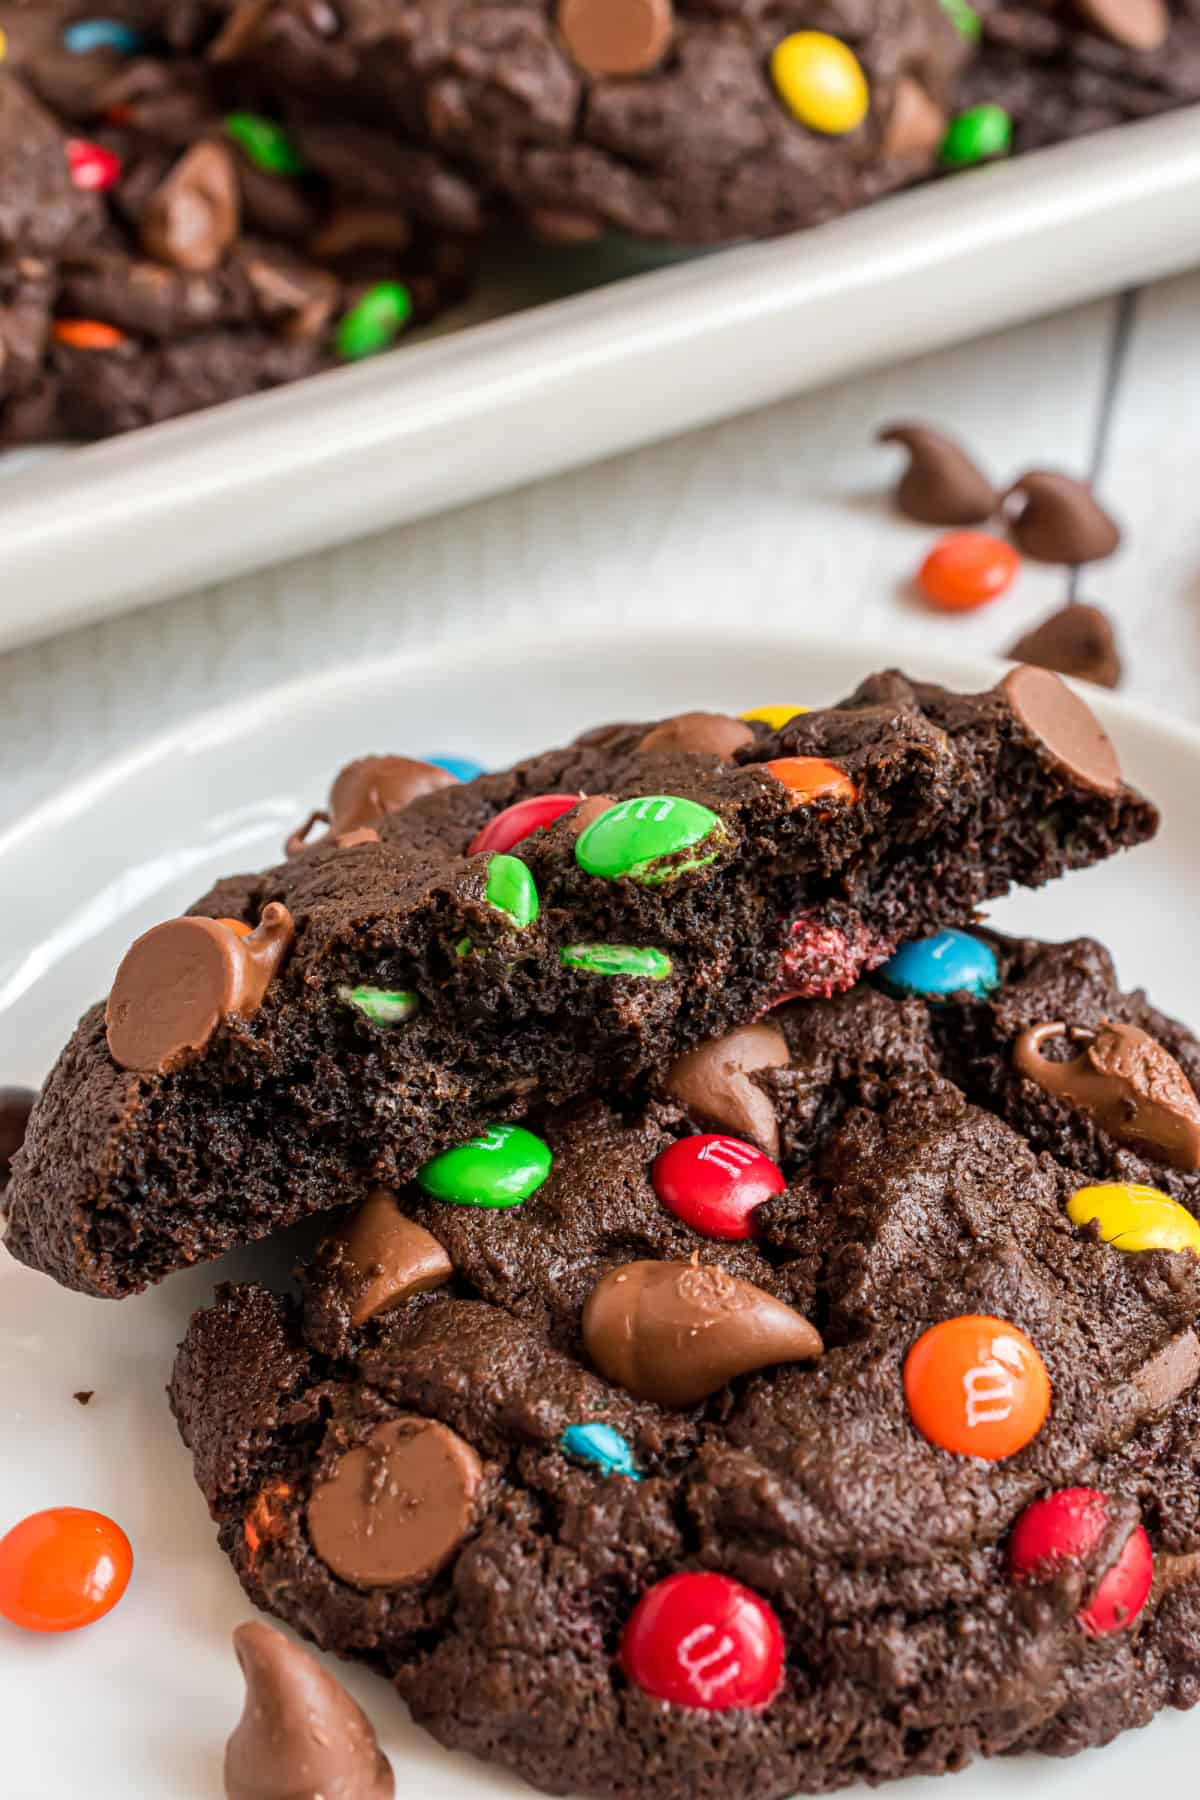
[[574, 795, 724, 885], [940, 104, 1012, 168], [938, 0, 981, 39], [339, 985, 420, 1026], [224, 111, 303, 175], [486, 854, 538, 928], [335, 282, 413, 361], [560, 944, 672, 980], [417, 1123, 552, 1208]]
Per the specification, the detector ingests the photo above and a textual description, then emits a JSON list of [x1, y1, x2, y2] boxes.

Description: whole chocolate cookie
[[171, 930, 1200, 1800], [6, 670, 1157, 1299]]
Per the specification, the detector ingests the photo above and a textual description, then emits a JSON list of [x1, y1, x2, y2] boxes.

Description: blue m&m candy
[[878, 929, 998, 1001], [560, 1423, 641, 1479], [428, 755, 485, 782], [63, 18, 143, 54]]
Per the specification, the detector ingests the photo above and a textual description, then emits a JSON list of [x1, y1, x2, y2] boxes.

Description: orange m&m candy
[[903, 1314, 1050, 1460], [53, 319, 127, 351], [0, 1507, 132, 1632], [765, 757, 858, 804], [917, 531, 1019, 612]]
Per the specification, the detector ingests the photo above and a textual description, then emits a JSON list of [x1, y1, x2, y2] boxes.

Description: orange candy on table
[[0, 1506, 133, 1632], [917, 531, 1020, 612], [765, 757, 858, 804], [903, 1314, 1051, 1461]]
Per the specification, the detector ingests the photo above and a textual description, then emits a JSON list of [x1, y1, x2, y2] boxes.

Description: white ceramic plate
[[2, 628, 1199, 1800], [2, 106, 1200, 654]]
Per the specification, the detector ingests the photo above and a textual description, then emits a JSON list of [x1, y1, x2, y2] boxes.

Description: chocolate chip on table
[[878, 422, 998, 525], [1008, 602, 1122, 689], [1005, 470, 1122, 564], [0, 1087, 36, 1191]]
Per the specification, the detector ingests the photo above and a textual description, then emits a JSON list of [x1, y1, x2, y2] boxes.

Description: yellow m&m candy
[[740, 705, 810, 730], [770, 32, 869, 136], [1067, 1183, 1200, 1256]]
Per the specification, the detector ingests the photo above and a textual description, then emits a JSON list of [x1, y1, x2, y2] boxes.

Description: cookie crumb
[[73, 1390, 95, 1405]]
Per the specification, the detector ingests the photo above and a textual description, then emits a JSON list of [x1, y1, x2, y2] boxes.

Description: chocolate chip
[[663, 1022, 789, 1159], [882, 78, 947, 161], [309, 207, 413, 260], [637, 712, 755, 760], [1014, 1020, 1200, 1171], [1005, 470, 1121, 564], [226, 1620, 394, 1800], [878, 422, 997, 526], [582, 1259, 822, 1407], [245, 255, 339, 341], [1073, 0, 1169, 51], [528, 208, 605, 244], [73, 1390, 94, 1406], [557, 0, 674, 75], [0, 1086, 36, 1191], [105, 903, 294, 1074], [140, 141, 240, 273], [999, 664, 1121, 795], [1007, 602, 1122, 689], [1133, 1328, 1200, 1416], [307, 1417, 482, 1589], [568, 794, 619, 833], [329, 755, 458, 835], [331, 1190, 453, 1327]]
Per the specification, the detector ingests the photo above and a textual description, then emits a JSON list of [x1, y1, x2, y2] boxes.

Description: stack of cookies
[[9, 663, 1200, 1798]]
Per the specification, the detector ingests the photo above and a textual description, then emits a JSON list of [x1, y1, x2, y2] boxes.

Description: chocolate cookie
[[171, 929, 1200, 1800], [6, 669, 1156, 1299]]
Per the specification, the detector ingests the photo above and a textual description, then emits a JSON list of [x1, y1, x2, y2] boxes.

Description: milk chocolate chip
[[1015, 1020, 1200, 1171], [140, 141, 240, 273], [225, 1620, 395, 1800], [999, 664, 1121, 795], [0, 1086, 36, 1192], [1074, 0, 1169, 50], [1007, 602, 1122, 690], [1133, 1328, 1200, 1417], [568, 794, 619, 833], [637, 712, 755, 760], [329, 755, 458, 834], [1005, 470, 1121, 565], [882, 78, 947, 161], [105, 903, 294, 1074], [331, 1190, 453, 1327], [878, 422, 997, 526], [582, 1259, 822, 1407], [557, 0, 674, 75], [307, 1417, 482, 1588], [663, 1022, 789, 1160]]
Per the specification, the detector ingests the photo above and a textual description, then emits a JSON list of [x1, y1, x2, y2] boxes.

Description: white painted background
[[0, 265, 1196, 834]]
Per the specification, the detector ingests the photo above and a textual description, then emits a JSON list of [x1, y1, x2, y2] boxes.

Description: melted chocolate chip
[[999, 665, 1121, 796], [637, 712, 755, 760], [557, 0, 674, 76], [663, 1022, 789, 1159], [582, 1259, 822, 1407], [328, 755, 458, 834], [1015, 1020, 1200, 1171], [882, 78, 947, 161], [331, 1190, 453, 1327]]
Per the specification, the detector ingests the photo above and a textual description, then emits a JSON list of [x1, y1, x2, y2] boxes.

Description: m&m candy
[[940, 104, 1013, 168], [428, 755, 485, 782], [0, 1507, 132, 1633], [1009, 1488, 1153, 1636], [939, 0, 982, 36], [765, 757, 858, 805], [917, 531, 1019, 611], [560, 1423, 641, 1479], [1066, 1182, 1200, 1256], [652, 1134, 784, 1240], [739, 705, 809, 730], [770, 32, 869, 136], [485, 853, 539, 927], [575, 795, 723, 884], [904, 1314, 1051, 1460], [66, 137, 121, 191], [468, 793, 582, 856], [339, 984, 420, 1027], [560, 944, 672, 980], [620, 1572, 784, 1710], [336, 282, 413, 361], [53, 319, 127, 351], [417, 1122, 551, 1208], [225, 111, 304, 175], [878, 929, 998, 1001], [63, 18, 143, 53]]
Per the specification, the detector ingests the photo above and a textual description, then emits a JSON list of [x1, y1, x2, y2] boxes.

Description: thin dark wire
[[1069, 289, 1139, 600]]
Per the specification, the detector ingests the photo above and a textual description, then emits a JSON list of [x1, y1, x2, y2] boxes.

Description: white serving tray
[[1, 106, 1199, 651]]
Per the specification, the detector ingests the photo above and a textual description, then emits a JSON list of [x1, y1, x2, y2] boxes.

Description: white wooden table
[[0, 266, 1195, 836]]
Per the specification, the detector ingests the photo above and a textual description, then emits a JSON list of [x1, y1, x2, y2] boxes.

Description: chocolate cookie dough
[[6, 669, 1157, 1298], [171, 926, 1200, 1800]]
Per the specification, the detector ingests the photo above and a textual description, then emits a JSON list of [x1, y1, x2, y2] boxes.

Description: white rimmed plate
[[1, 628, 1198, 1800]]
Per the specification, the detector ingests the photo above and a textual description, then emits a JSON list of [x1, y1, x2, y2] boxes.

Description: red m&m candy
[[652, 1134, 785, 1240], [1009, 1487, 1153, 1637], [467, 793, 583, 857], [917, 531, 1019, 612], [620, 1571, 784, 1710], [66, 137, 122, 191]]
